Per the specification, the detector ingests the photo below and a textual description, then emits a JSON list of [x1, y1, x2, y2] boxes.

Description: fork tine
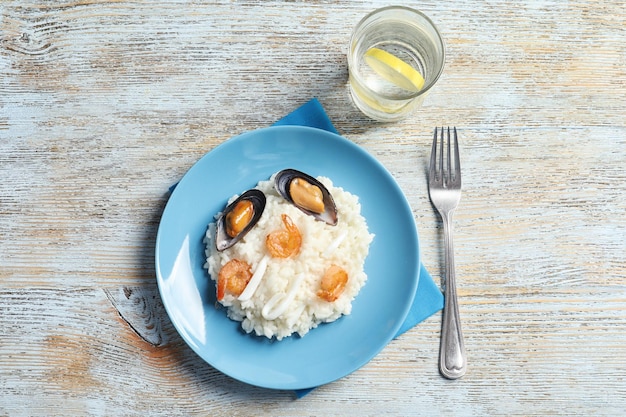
[[452, 127, 461, 184], [430, 127, 438, 181], [446, 127, 452, 184], [439, 126, 445, 181]]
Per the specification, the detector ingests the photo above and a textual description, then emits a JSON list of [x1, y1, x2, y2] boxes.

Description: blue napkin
[[275, 99, 444, 398]]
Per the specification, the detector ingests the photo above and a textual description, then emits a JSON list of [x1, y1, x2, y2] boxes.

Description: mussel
[[274, 169, 338, 226], [215, 189, 266, 251]]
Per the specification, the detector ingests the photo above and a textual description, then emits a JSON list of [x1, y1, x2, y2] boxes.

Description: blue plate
[[155, 125, 420, 390]]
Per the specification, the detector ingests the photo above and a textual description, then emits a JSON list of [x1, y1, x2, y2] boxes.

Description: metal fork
[[428, 126, 467, 379]]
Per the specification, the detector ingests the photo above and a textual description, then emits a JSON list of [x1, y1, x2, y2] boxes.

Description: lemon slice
[[364, 47, 425, 92]]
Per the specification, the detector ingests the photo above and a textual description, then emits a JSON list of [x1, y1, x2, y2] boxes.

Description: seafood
[[274, 169, 338, 225], [265, 214, 302, 258], [204, 172, 374, 340], [217, 259, 252, 300], [215, 189, 266, 251], [225, 200, 254, 238], [317, 264, 349, 302]]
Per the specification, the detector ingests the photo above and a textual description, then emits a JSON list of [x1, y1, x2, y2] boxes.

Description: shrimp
[[217, 259, 252, 301], [317, 264, 348, 302], [265, 214, 302, 258]]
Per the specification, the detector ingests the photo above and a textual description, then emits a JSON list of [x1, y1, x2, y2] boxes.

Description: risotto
[[204, 172, 374, 340]]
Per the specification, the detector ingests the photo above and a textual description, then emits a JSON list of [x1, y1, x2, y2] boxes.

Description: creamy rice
[[204, 173, 374, 340]]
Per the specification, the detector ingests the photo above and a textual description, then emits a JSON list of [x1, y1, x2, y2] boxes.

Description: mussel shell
[[274, 169, 338, 226], [215, 189, 266, 251]]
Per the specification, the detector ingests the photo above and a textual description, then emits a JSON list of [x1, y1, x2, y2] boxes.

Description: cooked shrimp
[[265, 214, 302, 258], [217, 259, 252, 300], [317, 264, 348, 302]]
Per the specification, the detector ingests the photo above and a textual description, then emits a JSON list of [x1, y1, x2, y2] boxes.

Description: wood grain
[[1, 0, 625, 416]]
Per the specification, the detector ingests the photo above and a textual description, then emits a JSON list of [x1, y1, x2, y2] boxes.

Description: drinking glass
[[348, 6, 445, 122]]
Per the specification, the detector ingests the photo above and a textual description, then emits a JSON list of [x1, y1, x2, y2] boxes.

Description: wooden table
[[2, 1, 625, 415]]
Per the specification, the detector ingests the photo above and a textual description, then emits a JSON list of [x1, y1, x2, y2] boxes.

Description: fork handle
[[439, 213, 467, 379]]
